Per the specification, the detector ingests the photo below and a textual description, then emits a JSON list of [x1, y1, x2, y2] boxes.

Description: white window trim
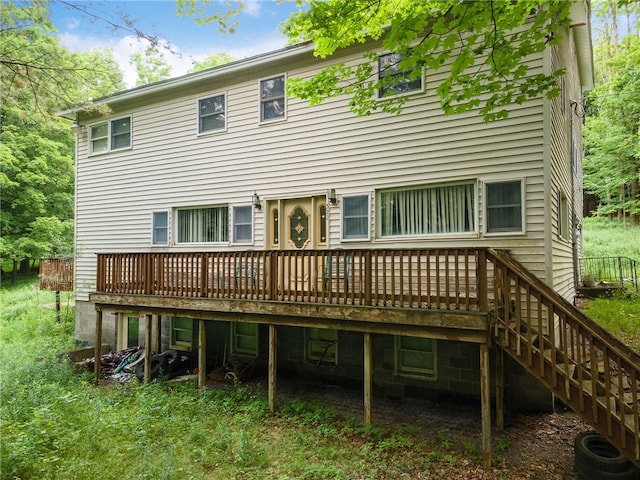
[[375, 181, 478, 239], [197, 92, 227, 135], [305, 328, 338, 366], [231, 204, 254, 245], [258, 73, 287, 124], [151, 210, 170, 246], [174, 205, 230, 246], [340, 193, 371, 242], [376, 52, 425, 101], [88, 115, 132, 156], [482, 178, 526, 236]]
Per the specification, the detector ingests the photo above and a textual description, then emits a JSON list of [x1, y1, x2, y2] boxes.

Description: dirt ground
[[209, 372, 591, 480]]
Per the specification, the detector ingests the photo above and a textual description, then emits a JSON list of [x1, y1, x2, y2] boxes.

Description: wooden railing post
[[477, 249, 488, 312]]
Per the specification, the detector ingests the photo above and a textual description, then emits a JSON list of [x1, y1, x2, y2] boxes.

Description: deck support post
[[268, 324, 277, 412], [94, 310, 102, 385], [496, 348, 505, 431], [364, 332, 373, 425], [152, 315, 161, 354], [198, 319, 206, 391], [144, 314, 152, 384], [480, 343, 492, 470]]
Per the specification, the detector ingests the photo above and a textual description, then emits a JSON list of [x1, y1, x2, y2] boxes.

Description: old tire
[[576, 463, 639, 480], [574, 431, 632, 477], [135, 354, 168, 381], [158, 349, 179, 370]]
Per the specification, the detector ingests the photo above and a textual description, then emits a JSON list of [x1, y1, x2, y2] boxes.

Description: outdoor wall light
[[252, 192, 262, 210], [71, 123, 85, 135], [327, 188, 337, 206]]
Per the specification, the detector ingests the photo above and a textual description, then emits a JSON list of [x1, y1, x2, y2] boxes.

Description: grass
[[1, 277, 460, 480], [582, 217, 640, 259], [580, 217, 640, 353]]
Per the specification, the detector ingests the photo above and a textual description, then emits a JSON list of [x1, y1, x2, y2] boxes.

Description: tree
[[1, 1, 125, 280], [584, 33, 640, 226], [281, 0, 572, 122], [189, 52, 235, 73], [131, 46, 173, 86]]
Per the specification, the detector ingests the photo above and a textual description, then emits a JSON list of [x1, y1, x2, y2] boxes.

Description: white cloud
[[58, 27, 289, 90], [243, 0, 262, 17]]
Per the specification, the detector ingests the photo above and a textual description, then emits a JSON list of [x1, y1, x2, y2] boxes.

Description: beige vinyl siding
[[546, 28, 584, 299], [74, 47, 549, 301]]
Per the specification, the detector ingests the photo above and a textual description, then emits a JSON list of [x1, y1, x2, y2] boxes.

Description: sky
[[50, 0, 299, 87]]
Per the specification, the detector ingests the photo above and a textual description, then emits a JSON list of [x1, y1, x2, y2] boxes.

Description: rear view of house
[[61, 2, 640, 468]]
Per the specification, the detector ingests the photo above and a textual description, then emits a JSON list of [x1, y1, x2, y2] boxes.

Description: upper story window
[[379, 182, 476, 237], [152, 211, 169, 246], [342, 194, 370, 240], [176, 206, 228, 244], [485, 180, 524, 234], [260, 75, 286, 122], [378, 53, 423, 98], [90, 116, 131, 154], [199, 93, 226, 133], [233, 206, 253, 243]]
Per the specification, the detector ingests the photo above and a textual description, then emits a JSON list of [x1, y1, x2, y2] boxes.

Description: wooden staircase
[[486, 249, 640, 467]]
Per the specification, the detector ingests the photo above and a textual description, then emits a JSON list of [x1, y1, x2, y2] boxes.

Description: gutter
[[58, 41, 315, 119]]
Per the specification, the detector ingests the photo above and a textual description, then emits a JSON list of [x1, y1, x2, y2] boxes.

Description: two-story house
[[61, 2, 640, 468]]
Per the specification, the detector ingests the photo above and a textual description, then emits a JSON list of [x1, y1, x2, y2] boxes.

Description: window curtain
[[178, 207, 228, 243], [381, 184, 474, 236]]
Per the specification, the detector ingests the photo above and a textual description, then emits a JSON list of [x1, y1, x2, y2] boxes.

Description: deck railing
[[96, 249, 487, 310]]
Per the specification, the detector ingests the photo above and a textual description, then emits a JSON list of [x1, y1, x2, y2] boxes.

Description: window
[[177, 206, 228, 244], [379, 183, 475, 237], [319, 204, 327, 244], [306, 328, 337, 365], [170, 317, 194, 350], [260, 75, 286, 122], [231, 323, 258, 356], [485, 180, 524, 234], [233, 206, 252, 243], [152, 211, 169, 245], [272, 208, 279, 246], [378, 53, 423, 98], [342, 195, 370, 240], [199, 94, 226, 133], [395, 336, 436, 379], [90, 116, 131, 154], [557, 189, 569, 239]]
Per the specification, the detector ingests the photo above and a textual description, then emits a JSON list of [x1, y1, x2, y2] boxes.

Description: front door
[[268, 196, 327, 293]]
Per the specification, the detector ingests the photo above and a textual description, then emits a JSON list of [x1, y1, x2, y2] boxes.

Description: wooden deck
[[91, 247, 639, 468]]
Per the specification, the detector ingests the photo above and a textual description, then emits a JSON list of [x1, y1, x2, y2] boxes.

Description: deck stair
[[486, 249, 639, 468]]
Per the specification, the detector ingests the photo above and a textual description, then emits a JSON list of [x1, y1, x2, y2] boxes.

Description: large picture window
[[89, 116, 131, 154], [379, 183, 475, 237], [260, 75, 286, 122], [342, 195, 369, 240], [485, 180, 524, 234], [199, 94, 226, 133], [176, 206, 228, 244], [378, 53, 423, 98]]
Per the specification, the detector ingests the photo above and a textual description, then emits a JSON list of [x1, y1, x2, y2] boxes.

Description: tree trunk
[[12, 259, 18, 285]]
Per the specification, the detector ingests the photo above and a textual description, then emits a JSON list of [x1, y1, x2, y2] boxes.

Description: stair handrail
[[486, 249, 640, 366]]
